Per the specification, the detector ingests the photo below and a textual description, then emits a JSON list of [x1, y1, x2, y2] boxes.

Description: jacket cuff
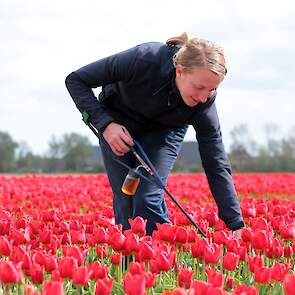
[[226, 219, 245, 231], [93, 117, 114, 133]]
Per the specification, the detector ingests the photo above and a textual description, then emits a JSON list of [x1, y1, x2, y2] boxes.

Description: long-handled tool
[[82, 111, 207, 238]]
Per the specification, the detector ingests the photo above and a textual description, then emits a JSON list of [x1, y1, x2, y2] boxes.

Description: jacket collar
[[152, 45, 179, 97]]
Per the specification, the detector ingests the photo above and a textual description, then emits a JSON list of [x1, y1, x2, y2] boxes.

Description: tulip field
[[0, 173, 294, 295]]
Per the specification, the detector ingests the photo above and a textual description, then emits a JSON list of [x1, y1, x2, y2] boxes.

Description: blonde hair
[[166, 32, 227, 76]]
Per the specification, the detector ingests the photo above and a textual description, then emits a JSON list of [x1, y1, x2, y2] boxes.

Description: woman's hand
[[232, 228, 243, 239], [102, 123, 134, 156]]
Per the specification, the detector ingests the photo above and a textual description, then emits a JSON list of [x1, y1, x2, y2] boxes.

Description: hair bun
[[166, 32, 189, 47]]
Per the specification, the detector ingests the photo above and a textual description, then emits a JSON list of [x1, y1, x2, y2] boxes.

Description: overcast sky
[[1, 0, 294, 155]]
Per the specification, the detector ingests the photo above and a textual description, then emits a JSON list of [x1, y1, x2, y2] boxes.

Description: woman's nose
[[196, 93, 208, 103]]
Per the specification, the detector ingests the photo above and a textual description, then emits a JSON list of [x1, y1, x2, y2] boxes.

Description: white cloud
[[0, 0, 294, 154]]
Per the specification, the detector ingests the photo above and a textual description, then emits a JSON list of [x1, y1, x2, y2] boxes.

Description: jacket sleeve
[[65, 46, 138, 132], [192, 93, 244, 231]]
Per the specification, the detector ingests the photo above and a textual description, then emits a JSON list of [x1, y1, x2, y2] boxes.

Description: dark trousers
[[99, 126, 188, 235]]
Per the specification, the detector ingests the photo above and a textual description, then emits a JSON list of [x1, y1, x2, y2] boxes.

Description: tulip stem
[[194, 259, 198, 279], [3, 285, 11, 295], [76, 285, 83, 295]]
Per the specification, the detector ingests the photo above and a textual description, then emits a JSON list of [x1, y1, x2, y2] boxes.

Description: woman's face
[[175, 66, 224, 107]]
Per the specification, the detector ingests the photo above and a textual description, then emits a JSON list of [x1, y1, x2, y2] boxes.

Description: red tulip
[[45, 255, 58, 273], [61, 233, 71, 245], [284, 245, 293, 258], [248, 255, 263, 273], [29, 263, 44, 284], [241, 227, 253, 243], [207, 211, 218, 226], [254, 266, 271, 284], [155, 250, 175, 272], [144, 272, 156, 288], [271, 262, 291, 281], [109, 231, 126, 251], [271, 216, 284, 230], [204, 243, 222, 264], [40, 230, 53, 244], [182, 243, 190, 252], [156, 223, 176, 243], [0, 210, 11, 221], [48, 235, 61, 254], [33, 251, 47, 266], [70, 229, 86, 244], [222, 251, 240, 271], [190, 280, 212, 295], [233, 284, 258, 295], [87, 261, 109, 280], [241, 204, 256, 218], [191, 238, 209, 260], [149, 259, 159, 274], [235, 245, 247, 261], [187, 228, 198, 243], [128, 216, 147, 236], [226, 276, 234, 289], [175, 226, 188, 244], [42, 210, 58, 222], [96, 245, 108, 259], [129, 261, 144, 275], [58, 257, 78, 279], [10, 227, 30, 245], [213, 230, 229, 245], [164, 287, 187, 295], [266, 238, 283, 259], [178, 267, 193, 289], [72, 266, 93, 286], [63, 245, 87, 266], [213, 219, 227, 231], [93, 226, 108, 244], [0, 220, 10, 235], [256, 203, 268, 215], [110, 252, 122, 265], [0, 236, 12, 256], [279, 222, 295, 240], [43, 280, 64, 295], [226, 238, 240, 252], [51, 270, 62, 281], [123, 272, 146, 295], [252, 217, 268, 231], [205, 287, 226, 295], [0, 261, 22, 284], [284, 274, 295, 295], [124, 230, 140, 253], [10, 246, 32, 271], [138, 241, 154, 261], [95, 277, 114, 295], [205, 267, 225, 288], [252, 230, 269, 250]]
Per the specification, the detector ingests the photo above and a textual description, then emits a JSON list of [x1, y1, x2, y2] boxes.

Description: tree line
[[0, 123, 294, 173]]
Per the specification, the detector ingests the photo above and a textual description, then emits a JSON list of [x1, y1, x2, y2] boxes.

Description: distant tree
[[228, 124, 254, 171], [0, 131, 18, 172], [264, 123, 281, 158], [279, 126, 295, 172], [60, 133, 93, 172], [46, 135, 65, 172]]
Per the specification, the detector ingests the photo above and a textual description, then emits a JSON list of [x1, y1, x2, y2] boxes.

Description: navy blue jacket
[[65, 42, 244, 231]]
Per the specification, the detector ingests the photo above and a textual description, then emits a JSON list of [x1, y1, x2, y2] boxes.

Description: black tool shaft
[[163, 187, 207, 238]]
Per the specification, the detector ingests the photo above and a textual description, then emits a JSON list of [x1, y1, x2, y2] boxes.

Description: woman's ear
[[175, 65, 183, 78]]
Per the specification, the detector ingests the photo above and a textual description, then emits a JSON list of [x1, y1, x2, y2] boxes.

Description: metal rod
[[82, 111, 207, 238], [163, 187, 207, 237]]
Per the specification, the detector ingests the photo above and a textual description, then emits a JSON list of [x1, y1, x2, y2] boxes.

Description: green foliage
[[1, 124, 295, 173], [0, 131, 18, 172]]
